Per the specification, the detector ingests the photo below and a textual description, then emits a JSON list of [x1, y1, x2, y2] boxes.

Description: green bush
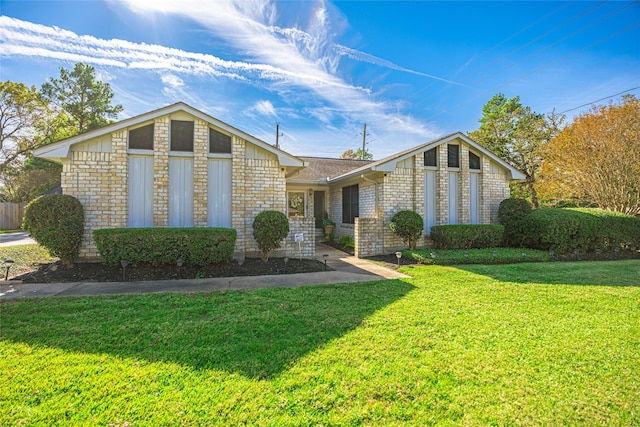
[[340, 235, 355, 249], [93, 227, 237, 266], [390, 210, 424, 249], [430, 224, 505, 249], [498, 198, 532, 247], [252, 211, 289, 262], [522, 208, 640, 254], [22, 195, 84, 266]]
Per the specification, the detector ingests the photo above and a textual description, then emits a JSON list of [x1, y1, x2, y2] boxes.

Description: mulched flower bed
[[13, 257, 328, 283]]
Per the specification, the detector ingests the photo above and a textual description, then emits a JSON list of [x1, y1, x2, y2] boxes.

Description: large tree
[[0, 81, 71, 202], [538, 95, 640, 216], [41, 62, 123, 134], [1, 81, 50, 170], [468, 93, 560, 207]]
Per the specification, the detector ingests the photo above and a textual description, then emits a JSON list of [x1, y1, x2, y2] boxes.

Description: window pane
[[342, 184, 359, 224], [210, 128, 232, 153], [129, 124, 154, 150], [424, 148, 437, 167], [288, 192, 305, 217], [171, 120, 194, 152], [469, 151, 481, 170], [447, 144, 460, 168]]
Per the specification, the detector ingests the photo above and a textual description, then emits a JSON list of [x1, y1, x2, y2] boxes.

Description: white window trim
[[207, 153, 233, 159], [127, 148, 154, 156], [169, 151, 194, 158]]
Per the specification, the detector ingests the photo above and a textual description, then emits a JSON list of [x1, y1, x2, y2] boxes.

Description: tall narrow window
[[469, 151, 481, 170], [210, 128, 232, 153], [447, 144, 460, 168], [424, 147, 437, 167], [342, 184, 359, 224], [129, 124, 154, 150], [171, 120, 194, 152]]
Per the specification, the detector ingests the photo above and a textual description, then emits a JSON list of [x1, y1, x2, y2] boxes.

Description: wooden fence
[[0, 202, 27, 230]]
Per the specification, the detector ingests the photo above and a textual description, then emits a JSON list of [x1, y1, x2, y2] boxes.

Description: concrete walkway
[[0, 243, 410, 299], [0, 231, 35, 247]]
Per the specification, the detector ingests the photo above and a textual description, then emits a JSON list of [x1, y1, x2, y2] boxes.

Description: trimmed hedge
[[22, 194, 84, 266], [390, 210, 424, 249], [522, 208, 640, 254], [430, 224, 505, 250], [498, 197, 532, 247], [93, 227, 237, 266]]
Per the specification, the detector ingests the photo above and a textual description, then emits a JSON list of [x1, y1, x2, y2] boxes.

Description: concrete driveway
[[0, 231, 36, 247]]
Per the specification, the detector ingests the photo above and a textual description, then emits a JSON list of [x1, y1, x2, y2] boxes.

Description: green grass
[[1, 260, 639, 426], [0, 244, 56, 278], [405, 247, 550, 264]]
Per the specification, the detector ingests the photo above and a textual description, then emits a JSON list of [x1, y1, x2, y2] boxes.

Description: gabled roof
[[33, 102, 305, 167], [289, 157, 374, 184], [329, 132, 526, 182]]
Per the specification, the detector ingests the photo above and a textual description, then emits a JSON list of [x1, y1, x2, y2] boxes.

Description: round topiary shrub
[[23, 194, 84, 266], [497, 197, 532, 247], [252, 210, 290, 262], [390, 210, 424, 249]]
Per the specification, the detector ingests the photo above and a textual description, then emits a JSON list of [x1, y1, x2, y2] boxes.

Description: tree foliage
[[538, 95, 640, 216], [468, 93, 561, 207], [252, 210, 290, 262], [41, 62, 123, 134], [341, 148, 373, 160], [0, 81, 51, 171]]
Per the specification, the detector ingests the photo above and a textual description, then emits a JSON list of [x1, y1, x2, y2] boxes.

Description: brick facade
[[62, 112, 302, 260], [331, 140, 512, 257]]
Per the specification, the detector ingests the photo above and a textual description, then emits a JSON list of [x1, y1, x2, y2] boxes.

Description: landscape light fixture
[[284, 256, 289, 273], [4, 259, 14, 281], [237, 257, 245, 266], [322, 254, 329, 270], [395, 251, 402, 266], [176, 259, 184, 279], [463, 251, 469, 258], [120, 259, 128, 281], [492, 250, 498, 257]]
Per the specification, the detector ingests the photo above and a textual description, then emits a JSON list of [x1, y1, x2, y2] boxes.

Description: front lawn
[[1, 260, 638, 425]]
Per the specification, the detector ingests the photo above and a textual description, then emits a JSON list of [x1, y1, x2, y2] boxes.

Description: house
[[34, 102, 524, 260]]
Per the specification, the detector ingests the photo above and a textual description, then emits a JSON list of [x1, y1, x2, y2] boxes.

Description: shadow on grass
[[2, 280, 413, 379], [454, 259, 640, 287]]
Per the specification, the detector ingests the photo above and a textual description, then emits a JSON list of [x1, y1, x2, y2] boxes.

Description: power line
[[557, 86, 640, 114]]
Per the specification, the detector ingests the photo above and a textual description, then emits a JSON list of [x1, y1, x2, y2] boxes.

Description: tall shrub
[[253, 210, 289, 262], [23, 194, 84, 266], [498, 198, 532, 247], [390, 210, 424, 249]]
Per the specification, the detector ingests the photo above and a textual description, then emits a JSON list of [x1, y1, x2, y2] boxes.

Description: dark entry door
[[314, 191, 325, 228]]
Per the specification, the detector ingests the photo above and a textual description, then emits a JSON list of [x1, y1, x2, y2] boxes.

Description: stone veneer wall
[[355, 217, 383, 257], [282, 217, 315, 258]]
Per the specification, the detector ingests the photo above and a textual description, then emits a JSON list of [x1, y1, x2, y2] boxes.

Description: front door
[[314, 191, 325, 228]]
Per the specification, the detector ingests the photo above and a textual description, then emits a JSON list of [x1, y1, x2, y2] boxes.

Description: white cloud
[[161, 74, 184, 88], [248, 100, 277, 117]]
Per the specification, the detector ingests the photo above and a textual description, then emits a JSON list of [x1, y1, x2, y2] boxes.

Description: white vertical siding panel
[[169, 157, 194, 227], [208, 159, 232, 227], [448, 172, 458, 224], [424, 171, 436, 234], [128, 156, 153, 227], [470, 173, 479, 224]]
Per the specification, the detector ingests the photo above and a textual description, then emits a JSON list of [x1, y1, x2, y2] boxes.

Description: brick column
[[110, 130, 128, 228], [480, 157, 492, 223], [436, 144, 448, 225], [193, 119, 208, 226], [459, 146, 470, 224], [231, 136, 246, 257], [153, 116, 169, 227]]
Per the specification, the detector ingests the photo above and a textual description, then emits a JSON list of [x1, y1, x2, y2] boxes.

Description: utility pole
[[361, 123, 369, 160], [275, 122, 283, 149]]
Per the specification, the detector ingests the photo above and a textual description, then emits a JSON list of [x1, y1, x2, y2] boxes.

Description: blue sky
[[1, 0, 638, 158]]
